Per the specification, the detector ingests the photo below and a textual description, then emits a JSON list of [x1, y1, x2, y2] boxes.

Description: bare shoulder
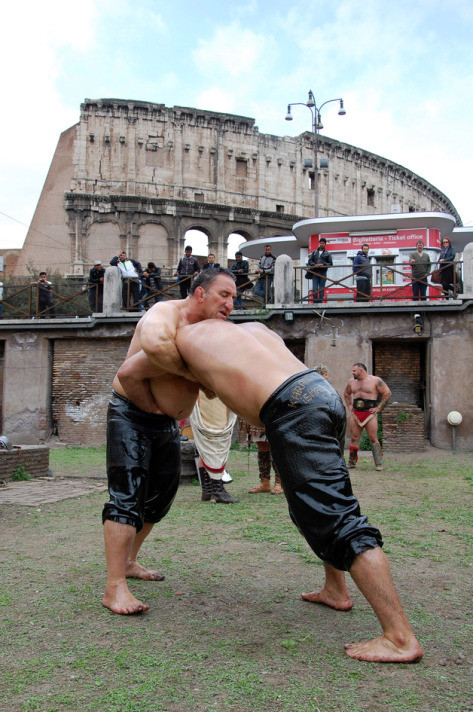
[[140, 300, 182, 334], [375, 376, 390, 392], [345, 378, 355, 393]]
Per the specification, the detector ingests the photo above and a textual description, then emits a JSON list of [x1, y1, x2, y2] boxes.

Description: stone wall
[[52, 337, 130, 445], [382, 403, 425, 452], [14, 99, 460, 278], [0, 445, 50, 482], [0, 298, 472, 450]]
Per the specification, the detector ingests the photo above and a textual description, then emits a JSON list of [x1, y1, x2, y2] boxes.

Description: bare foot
[[301, 587, 353, 611], [102, 581, 150, 615], [126, 561, 165, 581], [344, 634, 423, 663]]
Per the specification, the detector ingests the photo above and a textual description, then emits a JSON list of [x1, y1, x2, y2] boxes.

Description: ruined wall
[[52, 338, 130, 444], [14, 98, 461, 278], [0, 303, 471, 450]]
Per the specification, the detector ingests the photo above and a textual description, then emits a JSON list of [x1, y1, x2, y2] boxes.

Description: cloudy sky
[[1, 0, 472, 249]]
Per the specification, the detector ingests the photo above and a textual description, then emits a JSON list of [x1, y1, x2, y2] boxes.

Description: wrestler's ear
[[194, 285, 205, 301]]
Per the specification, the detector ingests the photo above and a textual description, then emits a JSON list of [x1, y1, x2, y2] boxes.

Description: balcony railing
[[0, 261, 463, 319]]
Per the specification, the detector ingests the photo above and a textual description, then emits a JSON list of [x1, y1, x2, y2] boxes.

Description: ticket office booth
[[307, 228, 442, 301]]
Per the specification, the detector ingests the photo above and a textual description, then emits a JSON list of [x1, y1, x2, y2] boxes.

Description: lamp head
[[307, 90, 315, 108], [338, 99, 346, 116], [285, 105, 293, 121]]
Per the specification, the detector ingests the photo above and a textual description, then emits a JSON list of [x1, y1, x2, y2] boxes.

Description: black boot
[[201, 469, 238, 503]]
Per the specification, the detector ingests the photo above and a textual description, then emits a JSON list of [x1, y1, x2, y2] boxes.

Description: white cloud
[[193, 23, 271, 77]]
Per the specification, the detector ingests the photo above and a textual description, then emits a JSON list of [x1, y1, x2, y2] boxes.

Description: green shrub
[[12, 464, 32, 481]]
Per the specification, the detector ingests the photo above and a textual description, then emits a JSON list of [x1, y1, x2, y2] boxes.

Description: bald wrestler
[[171, 320, 422, 664]]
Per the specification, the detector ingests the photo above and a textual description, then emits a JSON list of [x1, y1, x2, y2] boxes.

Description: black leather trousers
[[260, 370, 383, 571], [102, 392, 180, 532]]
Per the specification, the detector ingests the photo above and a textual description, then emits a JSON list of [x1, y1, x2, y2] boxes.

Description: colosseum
[[14, 97, 461, 277]]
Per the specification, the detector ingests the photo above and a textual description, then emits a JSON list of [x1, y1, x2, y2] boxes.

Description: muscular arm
[[344, 382, 353, 410], [115, 302, 195, 412], [374, 378, 391, 413], [140, 303, 195, 380], [117, 351, 165, 413]]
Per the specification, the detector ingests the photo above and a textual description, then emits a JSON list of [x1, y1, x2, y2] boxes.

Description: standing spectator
[[110, 250, 143, 310], [438, 237, 456, 299], [202, 253, 220, 270], [253, 245, 276, 304], [32, 271, 55, 317], [175, 245, 200, 298], [246, 425, 283, 495], [229, 251, 250, 309], [88, 260, 105, 312], [190, 392, 238, 504], [353, 243, 371, 302], [306, 237, 333, 303], [409, 241, 430, 301], [142, 262, 163, 306]]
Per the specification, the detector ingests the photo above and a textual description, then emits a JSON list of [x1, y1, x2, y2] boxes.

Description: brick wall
[[0, 445, 50, 482], [374, 341, 425, 407], [382, 403, 425, 452], [52, 338, 129, 445]]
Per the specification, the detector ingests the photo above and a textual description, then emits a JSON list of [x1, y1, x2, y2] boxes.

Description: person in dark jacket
[[142, 262, 163, 306], [438, 237, 456, 299], [88, 261, 105, 312], [253, 245, 276, 304], [353, 244, 371, 302], [175, 246, 201, 298], [202, 253, 220, 271], [409, 241, 431, 301], [306, 238, 333, 303], [229, 251, 250, 309]]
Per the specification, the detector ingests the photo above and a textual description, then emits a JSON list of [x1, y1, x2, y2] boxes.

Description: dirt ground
[[0, 446, 472, 712]]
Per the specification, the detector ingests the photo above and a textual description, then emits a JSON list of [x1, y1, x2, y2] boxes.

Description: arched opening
[[183, 229, 209, 259]]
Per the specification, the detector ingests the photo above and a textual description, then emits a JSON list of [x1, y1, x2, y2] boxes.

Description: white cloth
[[190, 393, 237, 478], [117, 259, 139, 278]]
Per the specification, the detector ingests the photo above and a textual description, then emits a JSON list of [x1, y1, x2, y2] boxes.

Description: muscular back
[[176, 321, 306, 426]]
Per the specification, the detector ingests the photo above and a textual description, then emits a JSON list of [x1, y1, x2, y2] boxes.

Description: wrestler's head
[[190, 268, 236, 320], [352, 363, 368, 379]]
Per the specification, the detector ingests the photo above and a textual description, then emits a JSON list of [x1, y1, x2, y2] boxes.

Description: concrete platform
[[0, 477, 107, 506]]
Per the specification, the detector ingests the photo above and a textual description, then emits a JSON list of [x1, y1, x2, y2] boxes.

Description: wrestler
[[171, 320, 422, 663], [102, 268, 236, 615], [344, 363, 391, 471]]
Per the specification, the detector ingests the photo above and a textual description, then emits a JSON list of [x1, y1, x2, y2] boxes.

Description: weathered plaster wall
[[1, 305, 471, 450]]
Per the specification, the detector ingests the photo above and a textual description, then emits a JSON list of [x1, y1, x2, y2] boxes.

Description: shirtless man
[[102, 268, 236, 615], [344, 363, 391, 471], [169, 320, 422, 663]]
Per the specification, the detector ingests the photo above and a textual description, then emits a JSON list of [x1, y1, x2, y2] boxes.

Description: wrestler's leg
[[345, 547, 422, 663], [365, 414, 380, 445], [103, 520, 149, 614], [348, 416, 362, 467], [301, 562, 353, 611], [126, 522, 165, 581], [349, 413, 363, 447]]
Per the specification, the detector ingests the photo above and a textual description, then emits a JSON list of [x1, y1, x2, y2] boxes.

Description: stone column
[[461, 242, 473, 296], [273, 255, 295, 307], [103, 266, 123, 315]]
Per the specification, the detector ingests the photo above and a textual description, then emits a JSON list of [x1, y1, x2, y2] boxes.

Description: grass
[[0, 446, 472, 712]]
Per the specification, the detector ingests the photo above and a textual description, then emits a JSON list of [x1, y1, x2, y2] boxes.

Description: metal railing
[[0, 261, 463, 319], [297, 261, 462, 304]]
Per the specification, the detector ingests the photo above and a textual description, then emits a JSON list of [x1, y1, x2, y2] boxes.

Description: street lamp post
[[285, 90, 346, 217]]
